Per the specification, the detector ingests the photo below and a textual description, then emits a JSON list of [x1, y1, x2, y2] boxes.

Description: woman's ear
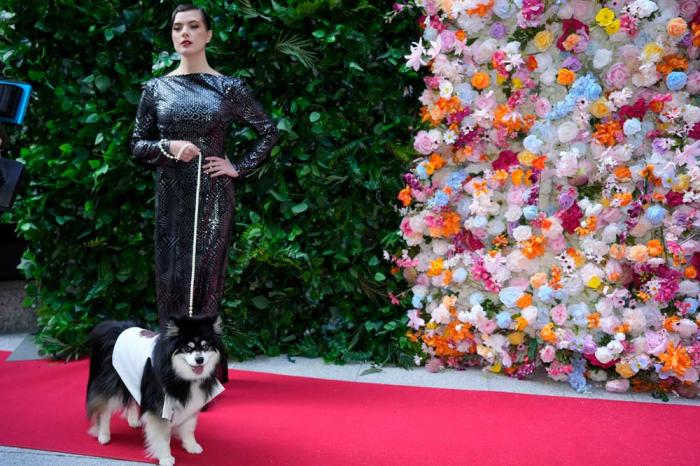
[[207, 30, 212, 44]]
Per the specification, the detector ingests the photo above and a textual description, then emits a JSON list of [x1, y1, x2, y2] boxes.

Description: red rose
[[557, 203, 583, 234], [492, 150, 518, 171], [618, 98, 648, 120], [666, 191, 684, 207], [556, 19, 590, 52]]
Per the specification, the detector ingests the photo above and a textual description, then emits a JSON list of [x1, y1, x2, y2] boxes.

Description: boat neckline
[[159, 72, 225, 78]]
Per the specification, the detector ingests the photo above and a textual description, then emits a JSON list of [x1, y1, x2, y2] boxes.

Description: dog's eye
[[201, 343, 210, 351], [183, 346, 195, 353]]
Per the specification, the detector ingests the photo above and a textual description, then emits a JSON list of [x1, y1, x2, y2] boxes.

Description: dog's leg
[[125, 399, 141, 428], [142, 412, 175, 466], [178, 414, 203, 454], [96, 401, 117, 445]]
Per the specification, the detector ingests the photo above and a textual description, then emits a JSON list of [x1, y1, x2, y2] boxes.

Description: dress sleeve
[[130, 81, 176, 167], [227, 78, 279, 177]]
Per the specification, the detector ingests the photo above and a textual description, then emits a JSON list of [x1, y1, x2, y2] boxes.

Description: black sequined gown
[[130, 73, 279, 328]]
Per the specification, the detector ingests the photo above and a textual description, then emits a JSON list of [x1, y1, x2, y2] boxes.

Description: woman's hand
[[168, 140, 201, 162], [204, 156, 239, 178]]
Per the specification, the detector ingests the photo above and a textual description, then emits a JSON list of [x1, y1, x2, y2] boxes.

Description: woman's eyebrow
[[172, 20, 201, 26]]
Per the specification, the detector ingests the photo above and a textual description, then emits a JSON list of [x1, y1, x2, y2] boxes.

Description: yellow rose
[[642, 43, 664, 61], [595, 8, 615, 27], [589, 98, 611, 119], [533, 30, 553, 51], [518, 150, 535, 166], [508, 331, 525, 346], [615, 362, 636, 379], [605, 18, 621, 35], [586, 276, 602, 289]]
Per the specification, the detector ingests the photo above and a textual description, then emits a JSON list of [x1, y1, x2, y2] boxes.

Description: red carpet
[[0, 350, 698, 466]]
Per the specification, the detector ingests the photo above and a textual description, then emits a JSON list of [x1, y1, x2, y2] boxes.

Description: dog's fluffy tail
[[86, 320, 137, 420]]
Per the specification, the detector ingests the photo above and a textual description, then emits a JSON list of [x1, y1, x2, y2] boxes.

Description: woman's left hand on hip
[[204, 156, 239, 178]]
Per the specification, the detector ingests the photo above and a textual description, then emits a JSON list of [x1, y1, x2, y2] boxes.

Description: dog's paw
[[158, 456, 175, 466], [128, 418, 142, 428], [87, 425, 99, 438], [97, 433, 111, 445], [183, 441, 203, 454]]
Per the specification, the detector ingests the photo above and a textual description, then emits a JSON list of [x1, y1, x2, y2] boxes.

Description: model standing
[[130, 4, 279, 332]]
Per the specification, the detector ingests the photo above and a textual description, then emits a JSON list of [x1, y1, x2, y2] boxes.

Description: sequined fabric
[[131, 73, 279, 328]]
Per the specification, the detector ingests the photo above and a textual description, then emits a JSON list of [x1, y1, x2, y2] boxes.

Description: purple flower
[[490, 22, 507, 39], [561, 56, 582, 72]]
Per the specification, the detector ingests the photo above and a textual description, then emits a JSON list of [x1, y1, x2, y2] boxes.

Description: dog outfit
[[112, 327, 224, 421]]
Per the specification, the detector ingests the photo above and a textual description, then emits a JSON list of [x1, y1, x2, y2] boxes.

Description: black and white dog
[[86, 315, 227, 466]]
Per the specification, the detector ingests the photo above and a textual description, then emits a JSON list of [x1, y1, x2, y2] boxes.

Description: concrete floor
[[0, 332, 698, 465]]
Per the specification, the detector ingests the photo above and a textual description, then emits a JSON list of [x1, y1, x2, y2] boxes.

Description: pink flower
[[439, 29, 456, 52], [522, 0, 545, 21], [492, 150, 518, 170], [686, 71, 700, 94], [679, 0, 699, 19], [534, 97, 551, 117], [645, 331, 668, 355], [550, 304, 568, 326], [557, 203, 584, 234], [606, 63, 630, 89], [413, 130, 438, 155], [539, 345, 556, 363]]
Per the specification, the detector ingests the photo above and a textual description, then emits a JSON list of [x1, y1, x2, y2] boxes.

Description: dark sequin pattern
[[131, 73, 279, 327]]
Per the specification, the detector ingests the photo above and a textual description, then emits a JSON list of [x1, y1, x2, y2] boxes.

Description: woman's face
[[171, 10, 212, 56]]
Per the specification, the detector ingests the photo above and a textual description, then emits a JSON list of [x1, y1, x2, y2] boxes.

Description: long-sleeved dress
[[130, 73, 279, 328]]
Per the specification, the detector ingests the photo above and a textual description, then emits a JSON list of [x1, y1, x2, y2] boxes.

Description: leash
[[189, 151, 203, 317]]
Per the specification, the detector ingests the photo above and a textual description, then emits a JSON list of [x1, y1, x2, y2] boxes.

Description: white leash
[[188, 150, 203, 317]]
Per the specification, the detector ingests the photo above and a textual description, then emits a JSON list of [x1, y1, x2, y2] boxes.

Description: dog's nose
[[195, 356, 204, 365]]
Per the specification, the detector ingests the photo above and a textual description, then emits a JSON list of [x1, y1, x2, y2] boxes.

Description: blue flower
[[568, 355, 589, 393], [499, 287, 523, 308], [427, 191, 449, 209], [667, 71, 688, 91], [496, 311, 512, 329], [493, 0, 515, 18], [685, 298, 699, 314], [568, 303, 589, 326], [537, 285, 554, 303], [452, 268, 467, 283], [584, 83, 602, 101], [411, 294, 423, 308], [469, 292, 485, 306], [645, 205, 666, 225], [416, 165, 428, 180], [523, 135, 543, 153], [523, 205, 539, 220], [623, 118, 641, 136], [447, 171, 467, 190]]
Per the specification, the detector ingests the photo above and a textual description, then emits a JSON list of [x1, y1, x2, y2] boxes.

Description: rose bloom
[[685, 71, 700, 94], [645, 331, 668, 355], [413, 130, 438, 155], [606, 62, 630, 89], [540, 345, 556, 363], [530, 272, 548, 288], [667, 17, 688, 37], [679, 0, 699, 19], [534, 96, 551, 117], [533, 30, 553, 51], [550, 304, 568, 325], [589, 98, 611, 118], [627, 244, 649, 262]]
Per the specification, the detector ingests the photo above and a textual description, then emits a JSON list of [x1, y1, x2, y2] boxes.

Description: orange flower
[[427, 258, 444, 277], [540, 323, 558, 344], [526, 55, 538, 71], [471, 71, 491, 90], [515, 293, 533, 309], [455, 30, 467, 42], [521, 236, 546, 259], [467, 0, 494, 17], [587, 312, 601, 329], [532, 155, 547, 170], [649, 100, 665, 113], [692, 22, 700, 47], [557, 68, 575, 86], [684, 265, 697, 279], [515, 316, 528, 331], [614, 324, 630, 334], [647, 239, 664, 257], [614, 165, 631, 181], [442, 269, 453, 285], [592, 120, 622, 147], [549, 265, 562, 289], [658, 342, 692, 376], [613, 192, 633, 207], [492, 234, 509, 248], [562, 33, 581, 51], [667, 18, 688, 37], [663, 316, 680, 333], [397, 186, 412, 206], [429, 153, 446, 171]]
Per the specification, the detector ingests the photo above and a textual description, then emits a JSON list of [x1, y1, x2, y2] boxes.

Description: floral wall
[[394, 0, 700, 398]]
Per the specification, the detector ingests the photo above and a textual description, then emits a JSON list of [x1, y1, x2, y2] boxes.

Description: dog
[[86, 315, 226, 466]]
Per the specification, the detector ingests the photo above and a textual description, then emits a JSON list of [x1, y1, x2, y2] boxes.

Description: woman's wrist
[[158, 139, 179, 161]]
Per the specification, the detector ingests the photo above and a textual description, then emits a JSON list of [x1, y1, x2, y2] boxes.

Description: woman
[[130, 4, 279, 350]]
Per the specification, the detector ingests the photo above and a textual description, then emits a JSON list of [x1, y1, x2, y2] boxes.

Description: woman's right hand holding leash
[[169, 140, 201, 162]]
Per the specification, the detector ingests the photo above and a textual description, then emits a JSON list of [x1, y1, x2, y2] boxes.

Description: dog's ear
[[165, 318, 181, 337], [212, 315, 223, 335]]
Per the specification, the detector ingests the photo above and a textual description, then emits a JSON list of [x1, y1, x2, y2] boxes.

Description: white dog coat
[[112, 327, 224, 422]]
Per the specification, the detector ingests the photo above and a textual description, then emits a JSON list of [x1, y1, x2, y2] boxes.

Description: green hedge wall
[[0, 1, 422, 364]]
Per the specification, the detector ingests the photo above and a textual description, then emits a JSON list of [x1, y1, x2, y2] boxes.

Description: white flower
[[557, 121, 579, 143], [504, 205, 523, 222], [555, 149, 579, 177], [595, 346, 614, 364], [404, 37, 427, 71], [593, 49, 612, 69], [683, 105, 700, 125], [439, 79, 453, 99], [431, 303, 451, 324], [512, 225, 533, 242]]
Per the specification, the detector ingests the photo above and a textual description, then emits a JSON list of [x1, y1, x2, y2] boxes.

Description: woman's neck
[[173, 54, 215, 75]]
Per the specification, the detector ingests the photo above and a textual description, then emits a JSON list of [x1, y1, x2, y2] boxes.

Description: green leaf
[[291, 202, 308, 214], [251, 296, 269, 309], [374, 272, 386, 282], [95, 75, 111, 92], [309, 112, 321, 123]]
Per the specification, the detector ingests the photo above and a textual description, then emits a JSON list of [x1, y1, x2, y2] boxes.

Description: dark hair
[[170, 4, 211, 30]]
